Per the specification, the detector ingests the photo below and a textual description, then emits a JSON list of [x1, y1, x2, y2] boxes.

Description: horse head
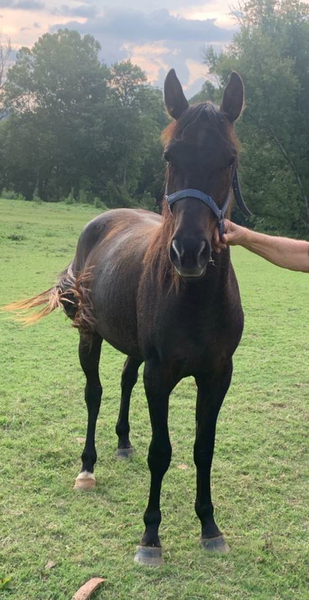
[[163, 69, 244, 278]]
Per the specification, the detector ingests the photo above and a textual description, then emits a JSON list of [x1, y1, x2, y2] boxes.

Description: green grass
[[1, 198, 309, 600]]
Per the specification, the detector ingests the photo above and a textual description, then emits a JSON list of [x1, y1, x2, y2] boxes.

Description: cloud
[[78, 0, 216, 9], [54, 7, 232, 44], [49, 6, 234, 94], [9, 48, 18, 61], [121, 42, 170, 85], [52, 4, 97, 19], [0, 0, 45, 9], [15, 0, 44, 8]]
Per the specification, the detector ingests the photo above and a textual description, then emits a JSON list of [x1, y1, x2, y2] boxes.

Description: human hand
[[212, 219, 248, 252]]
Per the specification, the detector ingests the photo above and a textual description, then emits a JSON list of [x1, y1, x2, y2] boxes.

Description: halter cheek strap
[[232, 170, 252, 218], [165, 170, 251, 241]]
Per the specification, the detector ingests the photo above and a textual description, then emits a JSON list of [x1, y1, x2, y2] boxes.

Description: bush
[[63, 191, 77, 205], [94, 197, 108, 210], [137, 191, 156, 211], [78, 187, 94, 204], [1, 188, 19, 200], [101, 181, 135, 209]]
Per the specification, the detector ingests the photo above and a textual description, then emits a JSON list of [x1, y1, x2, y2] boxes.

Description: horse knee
[[85, 382, 102, 407], [148, 437, 172, 476], [194, 446, 212, 470]]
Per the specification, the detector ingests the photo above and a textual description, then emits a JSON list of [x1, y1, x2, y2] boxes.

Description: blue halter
[[165, 170, 251, 240]]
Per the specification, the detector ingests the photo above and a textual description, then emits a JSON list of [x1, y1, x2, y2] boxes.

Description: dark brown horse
[[8, 70, 245, 565]]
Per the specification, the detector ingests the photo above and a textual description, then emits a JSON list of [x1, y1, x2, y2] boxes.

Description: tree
[[201, 0, 309, 235], [1, 34, 168, 208], [89, 60, 167, 208], [2, 30, 109, 200], [190, 80, 220, 104]]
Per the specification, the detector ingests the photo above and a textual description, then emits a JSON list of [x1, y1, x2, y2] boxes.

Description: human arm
[[213, 220, 309, 272]]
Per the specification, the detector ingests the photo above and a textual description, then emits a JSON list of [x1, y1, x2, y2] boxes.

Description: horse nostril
[[170, 237, 210, 278], [171, 239, 183, 262]]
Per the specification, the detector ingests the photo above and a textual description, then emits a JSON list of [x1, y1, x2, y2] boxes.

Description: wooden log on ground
[[71, 577, 106, 600]]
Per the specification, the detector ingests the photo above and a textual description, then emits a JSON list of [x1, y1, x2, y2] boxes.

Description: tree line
[[0, 30, 168, 210], [1, 0, 309, 235]]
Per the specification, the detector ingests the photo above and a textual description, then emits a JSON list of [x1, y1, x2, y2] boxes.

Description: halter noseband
[[165, 169, 251, 240]]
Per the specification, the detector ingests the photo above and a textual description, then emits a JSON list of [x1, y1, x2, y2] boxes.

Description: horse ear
[[164, 69, 189, 120], [220, 72, 244, 123]]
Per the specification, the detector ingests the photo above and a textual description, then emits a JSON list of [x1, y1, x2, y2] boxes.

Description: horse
[[7, 69, 247, 566]]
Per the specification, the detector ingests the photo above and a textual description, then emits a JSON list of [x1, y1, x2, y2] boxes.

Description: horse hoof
[[201, 535, 230, 554], [116, 446, 134, 459], [134, 545, 163, 567], [74, 471, 96, 490]]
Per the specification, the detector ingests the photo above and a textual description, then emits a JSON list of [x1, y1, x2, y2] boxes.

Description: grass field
[[1, 198, 309, 600]]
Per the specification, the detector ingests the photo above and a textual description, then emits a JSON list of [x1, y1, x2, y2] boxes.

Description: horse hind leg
[[134, 358, 177, 567], [75, 332, 103, 490], [116, 356, 142, 459]]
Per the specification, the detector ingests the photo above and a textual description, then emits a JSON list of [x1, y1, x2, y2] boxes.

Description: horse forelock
[[162, 102, 230, 140]]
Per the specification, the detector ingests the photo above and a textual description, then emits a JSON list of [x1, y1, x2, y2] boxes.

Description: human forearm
[[240, 229, 309, 272], [213, 220, 309, 272]]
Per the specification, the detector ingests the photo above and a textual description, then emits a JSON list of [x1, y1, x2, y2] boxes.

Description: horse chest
[[153, 307, 234, 370], [139, 274, 244, 373]]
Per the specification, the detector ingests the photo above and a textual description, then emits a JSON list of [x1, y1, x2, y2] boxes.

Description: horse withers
[[7, 70, 245, 565]]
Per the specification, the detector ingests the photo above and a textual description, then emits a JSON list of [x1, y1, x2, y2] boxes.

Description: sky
[[0, 0, 238, 97]]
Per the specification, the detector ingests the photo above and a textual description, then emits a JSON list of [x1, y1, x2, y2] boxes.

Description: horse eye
[[163, 151, 170, 162]]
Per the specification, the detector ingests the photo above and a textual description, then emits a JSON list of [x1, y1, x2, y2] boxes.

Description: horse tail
[[4, 264, 96, 336]]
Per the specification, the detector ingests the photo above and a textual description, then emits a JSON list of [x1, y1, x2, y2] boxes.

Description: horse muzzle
[[170, 238, 210, 278]]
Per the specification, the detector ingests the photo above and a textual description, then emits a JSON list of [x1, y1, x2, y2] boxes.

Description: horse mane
[[143, 101, 238, 291], [143, 200, 179, 291]]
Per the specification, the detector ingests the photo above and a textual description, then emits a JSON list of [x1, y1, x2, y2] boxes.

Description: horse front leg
[[194, 361, 233, 553], [134, 358, 176, 567], [74, 333, 103, 490]]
